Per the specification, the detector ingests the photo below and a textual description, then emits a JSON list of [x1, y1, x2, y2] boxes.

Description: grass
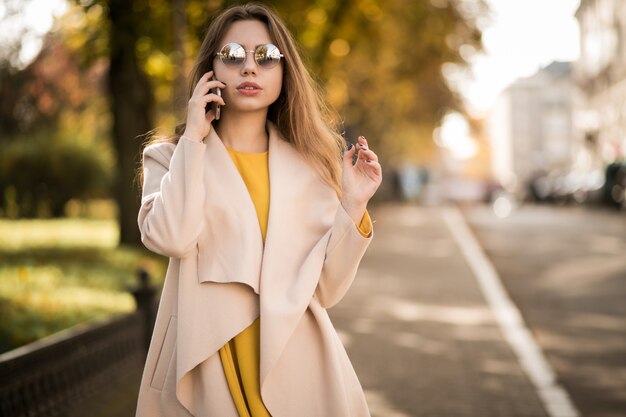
[[0, 218, 167, 354]]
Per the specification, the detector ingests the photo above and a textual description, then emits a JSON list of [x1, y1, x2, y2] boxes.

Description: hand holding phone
[[184, 71, 224, 142]]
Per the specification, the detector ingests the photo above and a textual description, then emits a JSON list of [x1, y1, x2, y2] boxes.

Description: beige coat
[[135, 123, 372, 417]]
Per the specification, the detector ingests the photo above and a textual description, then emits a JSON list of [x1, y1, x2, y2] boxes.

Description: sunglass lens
[[221, 43, 245, 65], [256, 44, 282, 67]]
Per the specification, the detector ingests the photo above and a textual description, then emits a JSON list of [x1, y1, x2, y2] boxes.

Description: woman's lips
[[236, 82, 262, 96], [237, 87, 261, 96]]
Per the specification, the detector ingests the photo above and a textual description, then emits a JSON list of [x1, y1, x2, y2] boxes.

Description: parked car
[[603, 161, 626, 209], [528, 168, 605, 205]]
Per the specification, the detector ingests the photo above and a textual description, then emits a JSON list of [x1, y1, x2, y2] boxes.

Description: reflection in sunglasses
[[217, 43, 284, 68]]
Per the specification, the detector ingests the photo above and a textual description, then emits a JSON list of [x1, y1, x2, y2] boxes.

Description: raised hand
[[182, 70, 226, 142], [341, 136, 383, 224]]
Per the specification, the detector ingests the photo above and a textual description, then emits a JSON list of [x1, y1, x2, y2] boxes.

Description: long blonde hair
[[144, 3, 345, 196]]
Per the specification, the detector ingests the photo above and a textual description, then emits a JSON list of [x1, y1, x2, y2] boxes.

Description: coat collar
[[203, 124, 266, 252], [203, 122, 317, 254]]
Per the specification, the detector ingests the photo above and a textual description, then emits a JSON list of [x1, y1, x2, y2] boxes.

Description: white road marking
[[442, 206, 580, 417]]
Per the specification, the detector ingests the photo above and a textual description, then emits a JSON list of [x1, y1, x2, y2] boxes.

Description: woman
[[136, 3, 382, 416]]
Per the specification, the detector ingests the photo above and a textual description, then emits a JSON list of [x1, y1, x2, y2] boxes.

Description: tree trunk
[[172, 0, 188, 120], [107, 0, 154, 246]]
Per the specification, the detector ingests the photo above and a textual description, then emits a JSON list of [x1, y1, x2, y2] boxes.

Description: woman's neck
[[215, 110, 269, 153]]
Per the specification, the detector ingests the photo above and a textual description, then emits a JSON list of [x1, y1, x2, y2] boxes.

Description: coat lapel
[[204, 127, 264, 248], [260, 124, 340, 387]]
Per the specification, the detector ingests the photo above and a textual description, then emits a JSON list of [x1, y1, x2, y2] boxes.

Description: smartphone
[[207, 75, 221, 120]]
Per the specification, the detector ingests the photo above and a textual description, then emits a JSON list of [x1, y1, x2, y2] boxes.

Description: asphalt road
[[461, 203, 626, 417], [331, 203, 549, 417]]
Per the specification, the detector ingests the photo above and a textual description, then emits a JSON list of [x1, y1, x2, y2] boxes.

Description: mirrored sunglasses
[[216, 43, 284, 68]]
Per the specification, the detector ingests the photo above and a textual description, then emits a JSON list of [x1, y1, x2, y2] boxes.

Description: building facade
[[574, 0, 626, 170], [488, 62, 574, 189]]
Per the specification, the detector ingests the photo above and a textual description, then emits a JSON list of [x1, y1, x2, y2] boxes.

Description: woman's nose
[[241, 53, 258, 75]]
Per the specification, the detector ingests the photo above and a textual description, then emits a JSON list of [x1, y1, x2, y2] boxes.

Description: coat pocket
[[150, 315, 177, 390]]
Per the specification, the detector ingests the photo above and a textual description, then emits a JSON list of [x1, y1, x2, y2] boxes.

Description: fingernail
[[366, 159, 372, 163], [347, 143, 353, 150], [359, 144, 366, 149]]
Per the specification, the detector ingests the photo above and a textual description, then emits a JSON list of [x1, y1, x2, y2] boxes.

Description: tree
[[279, 0, 486, 164], [106, 0, 155, 245], [0, 21, 114, 219]]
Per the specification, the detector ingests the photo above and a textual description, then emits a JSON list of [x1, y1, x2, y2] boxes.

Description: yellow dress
[[219, 147, 372, 417]]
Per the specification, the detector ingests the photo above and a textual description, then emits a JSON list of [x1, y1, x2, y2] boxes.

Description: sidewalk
[[330, 203, 550, 417], [69, 366, 142, 417]]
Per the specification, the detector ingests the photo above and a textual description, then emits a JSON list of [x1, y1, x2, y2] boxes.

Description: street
[[462, 203, 626, 417], [69, 202, 625, 417], [331, 202, 625, 417], [331, 203, 548, 417]]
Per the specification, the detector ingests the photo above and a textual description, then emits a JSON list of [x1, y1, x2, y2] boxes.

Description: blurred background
[[0, 0, 487, 352], [0, 0, 624, 416]]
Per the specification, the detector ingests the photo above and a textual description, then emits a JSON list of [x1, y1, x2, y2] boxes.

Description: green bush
[[0, 218, 167, 354], [0, 133, 113, 217]]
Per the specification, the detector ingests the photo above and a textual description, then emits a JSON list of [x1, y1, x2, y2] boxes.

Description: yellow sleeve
[[357, 210, 372, 238]]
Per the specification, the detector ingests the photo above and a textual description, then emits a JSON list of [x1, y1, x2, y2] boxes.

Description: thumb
[[343, 142, 356, 168]]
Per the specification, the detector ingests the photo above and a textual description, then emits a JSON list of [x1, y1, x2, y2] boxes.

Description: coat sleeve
[[137, 137, 207, 258], [315, 205, 373, 308]]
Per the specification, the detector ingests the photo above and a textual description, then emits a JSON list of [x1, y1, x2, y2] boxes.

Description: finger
[[194, 71, 213, 91], [357, 148, 378, 162], [357, 135, 369, 148], [196, 79, 227, 96], [205, 109, 216, 124], [357, 151, 378, 167], [194, 71, 225, 93], [356, 151, 373, 165], [367, 161, 382, 176], [343, 142, 356, 168], [207, 79, 227, 89], [204, 92, 226, 106], [358, 159, 382, 178]]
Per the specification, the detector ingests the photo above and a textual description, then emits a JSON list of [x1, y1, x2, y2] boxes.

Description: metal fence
[[0, 271, 156, 417]]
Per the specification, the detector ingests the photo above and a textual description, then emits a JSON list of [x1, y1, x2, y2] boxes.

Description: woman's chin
[[222, 105, 271, 116]]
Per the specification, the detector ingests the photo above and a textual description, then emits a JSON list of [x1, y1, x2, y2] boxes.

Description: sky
[[0, 0, 67, 66], [2, 0, 581, 114], [462, 0, 582, 114]]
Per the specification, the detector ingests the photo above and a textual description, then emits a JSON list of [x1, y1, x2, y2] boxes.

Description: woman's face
[[213, 20, 283, 116]]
